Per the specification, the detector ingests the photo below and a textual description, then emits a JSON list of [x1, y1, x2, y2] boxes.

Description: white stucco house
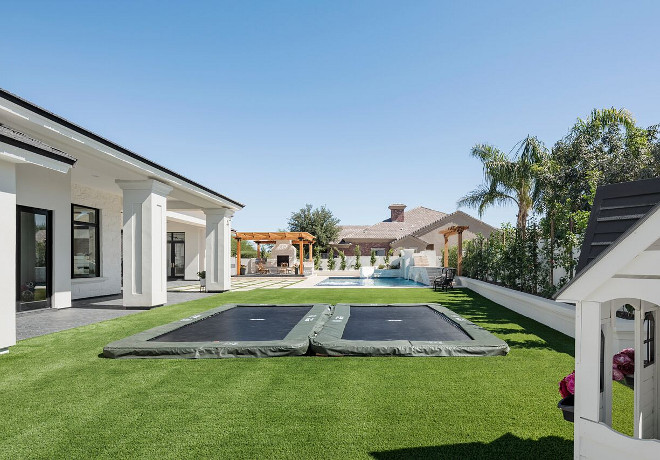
[[555, 178, 660, 458], [0, 88, 243, 354]]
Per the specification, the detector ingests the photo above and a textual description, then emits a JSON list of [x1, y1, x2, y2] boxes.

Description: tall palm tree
[[457, 136, 547, 235]]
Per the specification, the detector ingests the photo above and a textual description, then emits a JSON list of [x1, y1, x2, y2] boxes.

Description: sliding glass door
[[167, 232, 185, 280], [17, 206, 52, 312]]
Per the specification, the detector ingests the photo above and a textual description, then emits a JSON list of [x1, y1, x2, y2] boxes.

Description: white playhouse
[[556, 178, 660, 458]]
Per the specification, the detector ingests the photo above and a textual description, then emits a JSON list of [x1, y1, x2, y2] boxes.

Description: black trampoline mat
[[149, 306, 313, 342], [341, 306, 472, 341]]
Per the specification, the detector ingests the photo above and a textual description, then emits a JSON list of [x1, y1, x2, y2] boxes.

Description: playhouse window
[[644, 311, 655, 368]]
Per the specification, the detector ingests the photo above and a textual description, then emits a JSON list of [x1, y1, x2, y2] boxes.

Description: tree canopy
[[457, 136, 547, 234], [287, 204, 340, 252]]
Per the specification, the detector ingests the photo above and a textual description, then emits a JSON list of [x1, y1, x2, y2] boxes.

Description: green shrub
[[313, 246, 321, 270], [370, 250, 377, 266], [339, 251, 347, 270], [354, 245, 362, 270], [327, 248, 336, 270], [384, 248, 393, 267]]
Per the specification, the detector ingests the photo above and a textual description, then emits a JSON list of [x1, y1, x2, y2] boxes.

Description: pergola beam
[[439, 226, 469, 275], [234, 231, 315, 242]]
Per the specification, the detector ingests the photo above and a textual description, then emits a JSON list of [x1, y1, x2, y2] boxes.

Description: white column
[[203, 208, 234, 292], [116, 180, 172, 307], [574, 300, 602, 459], [0, 161, 16, 353]]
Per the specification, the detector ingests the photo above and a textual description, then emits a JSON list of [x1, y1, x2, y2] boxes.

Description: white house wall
[[70, 184, 122, 299], [166, 220, 205, 280], [16, 164, 72, 309], [0, 161, 16, 352]]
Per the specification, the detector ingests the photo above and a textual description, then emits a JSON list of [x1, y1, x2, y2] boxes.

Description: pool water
[[315, 277, 426, 287]]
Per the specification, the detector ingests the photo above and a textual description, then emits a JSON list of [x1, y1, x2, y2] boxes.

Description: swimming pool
[[315, 277, 426, 287]]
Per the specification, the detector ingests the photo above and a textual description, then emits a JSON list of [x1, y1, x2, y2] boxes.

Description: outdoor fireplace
[[268, 240, 297, 269]]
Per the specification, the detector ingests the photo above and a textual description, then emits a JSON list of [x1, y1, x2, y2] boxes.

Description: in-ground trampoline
[[103, 304, 332, 359], [310, 303, 509, 357]]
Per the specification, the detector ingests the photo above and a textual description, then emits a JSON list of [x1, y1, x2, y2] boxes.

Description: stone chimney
[[389, 204, 406, 222]]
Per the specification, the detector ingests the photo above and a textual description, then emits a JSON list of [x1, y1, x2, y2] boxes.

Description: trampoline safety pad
[[103, 304, 332, 359], [309, 303, 509, 357]]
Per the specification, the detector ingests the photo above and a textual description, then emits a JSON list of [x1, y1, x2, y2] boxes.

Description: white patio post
[[0, 161, 16, 353], [574, 300, 602, 459], [204, 208, 234, 292], [116, 180, 172, 308]]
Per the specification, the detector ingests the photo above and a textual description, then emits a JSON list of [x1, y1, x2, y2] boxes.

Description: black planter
[[240, 267, 246, 275], [616, 310, 635, 320], [624, 374, 634, 387], [557, 394, 574, 423]]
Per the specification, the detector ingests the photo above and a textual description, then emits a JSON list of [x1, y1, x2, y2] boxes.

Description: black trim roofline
[[0, 88, 244, 208], [0, 132, 77, 166]]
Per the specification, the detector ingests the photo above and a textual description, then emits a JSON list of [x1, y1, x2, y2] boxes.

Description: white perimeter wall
[[458, 277, 634, 348], [16, 164, 71, 308], [70, 184, 122, 299], [458, 276, 576, 337], [166, 221, 205, 280]]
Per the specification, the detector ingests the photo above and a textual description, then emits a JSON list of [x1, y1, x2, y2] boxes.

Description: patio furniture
[[256, 263, 268, 275], [279, 263, 291, 275], [433, 267, 456, 292]]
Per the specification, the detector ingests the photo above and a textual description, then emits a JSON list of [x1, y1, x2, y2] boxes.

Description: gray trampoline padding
[[310, 303, 509, 357], [103, 304, 332, 359]]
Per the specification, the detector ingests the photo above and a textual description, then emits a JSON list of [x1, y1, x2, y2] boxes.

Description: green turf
[[0, 288, 633, 459]]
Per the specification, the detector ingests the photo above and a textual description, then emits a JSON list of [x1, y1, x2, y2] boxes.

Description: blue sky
[[3, 1, 660, 230]]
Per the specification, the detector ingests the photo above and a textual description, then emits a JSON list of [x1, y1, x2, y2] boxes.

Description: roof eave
[[0, 88, 244, 209]]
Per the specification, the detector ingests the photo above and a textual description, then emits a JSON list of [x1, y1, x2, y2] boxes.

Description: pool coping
[[309, 303, 510, 357], [103, 304, 333, 359]]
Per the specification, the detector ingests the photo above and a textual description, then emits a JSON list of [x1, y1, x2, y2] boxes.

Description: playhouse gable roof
[[555, 178, 660, 303]]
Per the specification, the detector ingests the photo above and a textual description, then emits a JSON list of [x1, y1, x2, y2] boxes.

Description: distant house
[[331, 204, 496, 256]]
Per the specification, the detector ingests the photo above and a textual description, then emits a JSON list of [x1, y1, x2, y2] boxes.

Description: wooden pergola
[[233, 231, 316, 276], [439, 225, 469, 275]]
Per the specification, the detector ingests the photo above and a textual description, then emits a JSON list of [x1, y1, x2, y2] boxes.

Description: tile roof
[[339, 207, 447, 241], [0, 123, 76, 163], [411, 210, 498, 238]]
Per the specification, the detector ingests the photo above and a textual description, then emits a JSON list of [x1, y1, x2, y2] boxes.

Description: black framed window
[[644, 311, 655, 368], [72, 204, 100, 278]]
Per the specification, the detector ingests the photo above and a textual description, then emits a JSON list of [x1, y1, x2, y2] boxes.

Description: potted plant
[[613, 348, 635, 387], [240, 264, 247, 275], [197, 271, 206, 292], [557, 371, 575, 422], [615, 304, 635, 320]]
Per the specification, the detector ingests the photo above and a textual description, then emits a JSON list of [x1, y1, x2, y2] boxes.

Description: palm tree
[[457, 136, 547, 235]]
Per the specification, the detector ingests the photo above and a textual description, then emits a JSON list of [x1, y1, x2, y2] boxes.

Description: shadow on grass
[[435, 289, 575, 356], [370, 433, 572, 460]]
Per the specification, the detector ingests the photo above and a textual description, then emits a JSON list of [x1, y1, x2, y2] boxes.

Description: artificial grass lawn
[[0, 288, 633, 459]]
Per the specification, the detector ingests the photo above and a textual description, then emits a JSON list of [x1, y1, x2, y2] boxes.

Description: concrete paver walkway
[[16, 278, 309, 341]]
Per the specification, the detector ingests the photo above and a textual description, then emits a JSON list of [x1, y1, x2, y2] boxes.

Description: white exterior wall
[[70, 184, 122, 299], [166, 221, 205, 280], [16, 164, 72, 309], [0, 161, 16, 352]]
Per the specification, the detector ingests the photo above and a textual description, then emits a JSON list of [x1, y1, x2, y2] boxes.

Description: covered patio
[[233, 231, 315, 276]]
